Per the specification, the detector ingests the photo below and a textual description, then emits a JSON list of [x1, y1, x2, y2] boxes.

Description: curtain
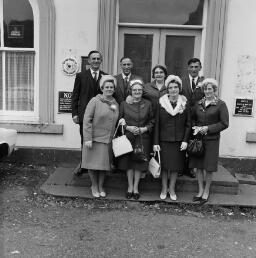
[[203, 0, 229, 92], [97, 0, 117, 74], [5, 51, 34, 111]]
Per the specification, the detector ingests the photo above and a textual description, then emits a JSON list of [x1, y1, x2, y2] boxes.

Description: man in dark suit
[[71, 50, 107, 176], [181, 58, 204, 107], [181, 58, 204, 178], [114, 57, 142, 104]]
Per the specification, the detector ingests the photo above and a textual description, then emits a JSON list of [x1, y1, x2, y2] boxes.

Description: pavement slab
[[39, 165, 256, 207], [235, 173, 256, 185]]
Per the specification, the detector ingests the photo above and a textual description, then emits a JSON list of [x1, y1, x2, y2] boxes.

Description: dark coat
[[181, 75, 204, 107], [114, 73, 142, 104], [143, 81, 167, 113], [71, 69, 107, 123], [154, 97, 191, 144], [192, 97, 229, 140]]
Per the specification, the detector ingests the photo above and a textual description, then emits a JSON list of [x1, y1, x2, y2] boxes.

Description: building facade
[[0, 0, 256, 163]]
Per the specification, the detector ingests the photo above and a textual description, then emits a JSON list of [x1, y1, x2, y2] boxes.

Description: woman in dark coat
[[153, 75, 191, 201], [190, 78, 229, 204], [117, 79, 155, 200], [143, 64, 168, 112]]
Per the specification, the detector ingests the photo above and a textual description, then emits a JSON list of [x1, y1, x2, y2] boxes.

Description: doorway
[[118, 27, 201, 83]]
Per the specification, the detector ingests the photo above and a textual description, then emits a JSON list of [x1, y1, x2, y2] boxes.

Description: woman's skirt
[[160, 141, 186, 172], [189, 139, 219, 172], [82, 141, 111, 171], [116, 135, 151, 172]]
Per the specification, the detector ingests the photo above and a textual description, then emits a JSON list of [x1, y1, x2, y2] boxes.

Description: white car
[[0, 128, 17, 159]]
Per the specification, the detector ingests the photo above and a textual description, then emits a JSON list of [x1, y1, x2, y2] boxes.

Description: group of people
[[71, 50, 229, 204]]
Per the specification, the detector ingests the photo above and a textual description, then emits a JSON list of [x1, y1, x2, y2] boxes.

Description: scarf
[[97, 94, 118, 111], [159, 94, 187, 116]]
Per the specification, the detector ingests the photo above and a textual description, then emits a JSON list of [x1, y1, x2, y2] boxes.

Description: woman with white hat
[[82, 75, 119, 198], [153, 75, 191, 201]]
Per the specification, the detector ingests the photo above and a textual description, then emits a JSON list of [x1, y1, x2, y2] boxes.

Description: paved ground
[[41, 166, 256, 207], [1, 162, 256, 257]]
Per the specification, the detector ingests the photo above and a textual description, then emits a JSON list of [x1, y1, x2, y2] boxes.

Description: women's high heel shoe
[[91, 187, 100, 198], [169, 192, 177, 201], [160, 192, 167, 200]]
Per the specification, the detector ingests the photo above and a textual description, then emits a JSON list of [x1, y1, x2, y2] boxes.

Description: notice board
[[58, 91, 72, 113], [234, 98, 253, 116]]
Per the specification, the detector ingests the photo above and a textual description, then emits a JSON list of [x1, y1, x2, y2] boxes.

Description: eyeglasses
[[132, 89, 143, 92]]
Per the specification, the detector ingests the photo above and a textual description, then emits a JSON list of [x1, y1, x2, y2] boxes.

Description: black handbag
[[131, 134, 148, 162], [187, 137, 204, 157], [131, 102, 148, 162]]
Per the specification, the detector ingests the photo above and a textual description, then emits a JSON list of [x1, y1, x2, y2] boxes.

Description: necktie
[[192, 78, 196, 91], [93, 71, 97, 81], [124, 76, 129, 93]]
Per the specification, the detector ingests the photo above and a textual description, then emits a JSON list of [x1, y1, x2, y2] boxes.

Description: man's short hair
[[120, 57, 132, 63], [188, 58, 201, 66], [88, 50, 102, 59]]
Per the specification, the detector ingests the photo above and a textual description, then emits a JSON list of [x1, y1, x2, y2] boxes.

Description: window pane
[[165, 35, 195, 78], [5, 52, 34, 111], [124, 34, 153, 83], [120, 0, 204, 25], [4, 0, 34, 48]]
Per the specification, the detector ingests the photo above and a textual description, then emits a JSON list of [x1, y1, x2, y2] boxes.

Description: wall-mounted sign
[[8, 25, 24, 38], [62, 57, 79, 76], [234, 98, 253, 116], [58, 91, 72, 113]]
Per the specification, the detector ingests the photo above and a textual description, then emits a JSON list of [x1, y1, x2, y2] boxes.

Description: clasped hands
[[192, 126, 208, 135], [118, 118, 147, 135]]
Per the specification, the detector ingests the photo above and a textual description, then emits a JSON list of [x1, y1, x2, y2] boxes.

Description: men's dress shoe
[[169, 193, 177, 201], [100, 191, 106, 197], [91, 187, 100, 198], [199, 197, 208, 205], [193, 196, 202, 202], [160, 192, 167, 200], [133, 193, 140, 200], [126, 192, 133, 199]]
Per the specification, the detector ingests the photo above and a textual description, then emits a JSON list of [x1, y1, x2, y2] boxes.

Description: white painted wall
[[220, 0, 256, 158], [17, 0, 98, 149], [17, 0, 256, 158]]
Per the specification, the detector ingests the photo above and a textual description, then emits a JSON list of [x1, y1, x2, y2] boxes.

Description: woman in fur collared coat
[[153, 75, 191, 201]]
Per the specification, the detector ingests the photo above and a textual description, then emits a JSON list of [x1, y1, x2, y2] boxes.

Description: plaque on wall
[[234, 98, 253, 116], [58, 91, 72, 113], [62, 57, 79, 76]]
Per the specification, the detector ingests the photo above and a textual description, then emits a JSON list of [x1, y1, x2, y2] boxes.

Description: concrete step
[[47, 165, 238, 195]]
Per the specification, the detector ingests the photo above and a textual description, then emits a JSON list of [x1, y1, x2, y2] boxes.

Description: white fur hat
[[99, 75, 117, 90], [165, 75, 182, 89]]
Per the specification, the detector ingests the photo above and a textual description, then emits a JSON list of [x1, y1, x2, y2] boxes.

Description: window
[[0, 0, 38, 122]]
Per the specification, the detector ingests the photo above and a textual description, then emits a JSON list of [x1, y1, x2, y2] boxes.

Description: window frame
[[0, 0, 39, 122]]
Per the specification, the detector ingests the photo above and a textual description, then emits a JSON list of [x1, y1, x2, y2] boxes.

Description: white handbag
[[148, 150, 161, 178], [112, 123, 133, 157]]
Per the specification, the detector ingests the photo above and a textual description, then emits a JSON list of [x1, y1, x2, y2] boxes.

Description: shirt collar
[[90, 69, 99, 76], [189, 74, 199, 83], [122, 73, 131, 80]]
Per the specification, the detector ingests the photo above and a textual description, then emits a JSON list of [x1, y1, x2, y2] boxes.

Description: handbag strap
[[154, 150, 161, 166], [113, 122, 124, 138]]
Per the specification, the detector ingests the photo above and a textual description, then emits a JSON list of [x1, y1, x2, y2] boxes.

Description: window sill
[[246, 132, 256, 143], [0, 123, 63, 134]]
